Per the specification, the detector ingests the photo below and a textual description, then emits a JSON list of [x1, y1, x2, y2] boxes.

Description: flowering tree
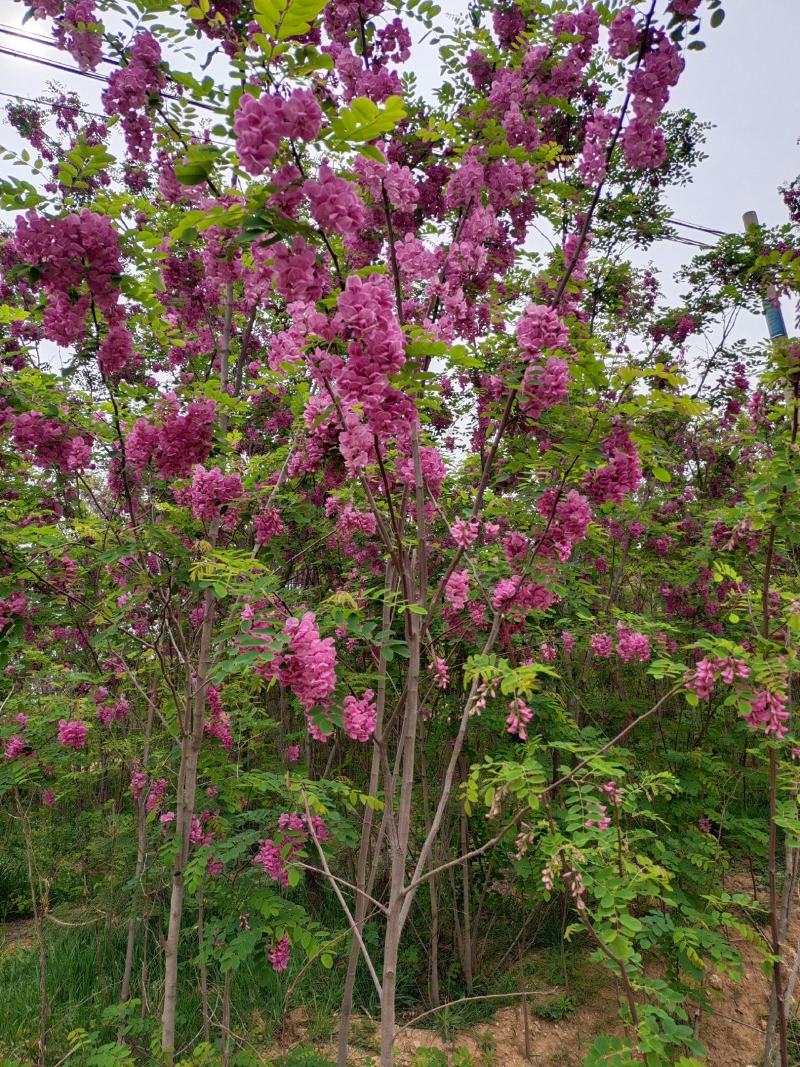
[[4, 1, 800, 1066]]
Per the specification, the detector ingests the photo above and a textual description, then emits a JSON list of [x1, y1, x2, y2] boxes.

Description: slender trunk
[[161, 589, 216, 1062], [120, 691, 156, 1020], [519, 941, 531, 1061], [420, 747, 440, 1008], [379, 611, 421, 1065], [336, 566, 394, 1067], [765, 748, 789, 1067], [221, 970, 232, 1067], [16, 791, 47, 1067], [198, 890, 210, 1043], [162, 285, 231, 1061], [379, 429, 427, 1066], [459, 778, 473, 993]]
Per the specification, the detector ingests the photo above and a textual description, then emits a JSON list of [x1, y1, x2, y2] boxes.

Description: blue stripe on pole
[[764, 299, 788, 340]]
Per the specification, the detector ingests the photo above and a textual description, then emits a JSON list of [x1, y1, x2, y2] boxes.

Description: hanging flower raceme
[[58, 719, 88, 750], [590, 633, 613, 658], [686, 655, 750, 700], [101, 31, 166, 162], [254, 507, 285, 546], [204, 684, 233, 751], [268, 934, 291, 973], [343, 690, 377, 741], [126, 396, 216, 480], [615, 624, 650, 664], [187, 465, 243, 522], [53, 0, 103, 71], [536, 488, 592, 563], [452, 519, 480, 549], [745, 690, 790, 739], [584, 424, 642, 505], [234, 89, 322, 176], [516, 304, 569, 359], [445, 569, 470, 612], [11, 412, 91, 474], [11, 208, 125, 349], [506, 698, 533, 741], [254, 612, 337, 724], [305, 160, 366, 239]]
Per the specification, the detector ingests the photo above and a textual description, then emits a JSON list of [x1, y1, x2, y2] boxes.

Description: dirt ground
[[1, 875, 795, 1066], [313, 873, 798, 1066]]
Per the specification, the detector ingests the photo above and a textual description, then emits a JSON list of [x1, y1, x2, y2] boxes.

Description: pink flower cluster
[[590, 633, 613, 658], [96, 694, 130, 725], [319, 272, 413, 475], [669, 0, 702, 14], [343, 690, 377, 742], [11, 412, 91, 474], [431, 655, 450, 689], [584, 424, 642, 505], [445, 569, 470, 611], [54, 0, 103, 71], [254, 507, 285, 546], [127, 397, 216, 479], [254, 812, 330, 888], [12, 208, 131, 375], [5, 735, 26, 760], [600, 781, 623, 806], [102, 32, 165, 161], [745, 691, 790, 739], [188, 465, 243, 522], [305, 160, 366, 239], [269, 933, 291, 973], [608, 6, 640, 59], [520, 357, 569, 421], [452, 519, 479, 549], [516, 304, 569, 358], [506, 697, 533, 741], [537, 488, 592, 562], [585, 803, 611, 831], [256, 612, 337, 715], [687, 656, 750, 700], [613, 12, 683, 171], [615, 623, 650, 663], [204, 684, 233, 751], [58, 719, 88, 750], [253, 838, 289, 887], [579, 109, 617, 185], [234, 89, 322, 176]]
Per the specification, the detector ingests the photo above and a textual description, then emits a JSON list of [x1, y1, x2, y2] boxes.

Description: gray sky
[[1, 0, 798, 345]]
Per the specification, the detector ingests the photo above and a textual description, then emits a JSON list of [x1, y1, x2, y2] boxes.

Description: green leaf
[[329, 96, 406, 144], [710, 9, 725, 27], [253, 0, 328, 42]]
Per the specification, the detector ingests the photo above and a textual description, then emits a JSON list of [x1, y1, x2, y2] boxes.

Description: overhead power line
[[0, 33, 223, 114]]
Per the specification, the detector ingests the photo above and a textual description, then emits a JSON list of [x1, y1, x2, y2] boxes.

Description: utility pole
[[743, 210, 789, 340]]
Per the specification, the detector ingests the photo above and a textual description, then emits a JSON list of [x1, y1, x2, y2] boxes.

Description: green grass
[[0, 916, 349, 1064]]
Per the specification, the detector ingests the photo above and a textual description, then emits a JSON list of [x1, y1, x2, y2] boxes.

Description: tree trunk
[[161, 589, 215, 1062], [459, 764, 473, 993], [16, 791, 48, 1067], [120, 689, 156, 1023], [198, 890, 210, 1043], [379, 610, 421, 1066], [337, 565, 394, 1067]]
